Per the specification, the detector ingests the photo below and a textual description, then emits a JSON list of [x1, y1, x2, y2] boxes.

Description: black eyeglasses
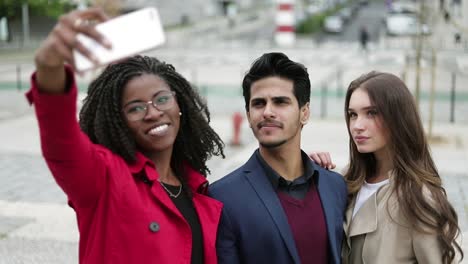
[[123, 91, 176, 121]]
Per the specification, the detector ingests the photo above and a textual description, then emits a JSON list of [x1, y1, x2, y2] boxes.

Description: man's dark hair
[[79, 55, 225, 181], [241, 52, 310, 111]]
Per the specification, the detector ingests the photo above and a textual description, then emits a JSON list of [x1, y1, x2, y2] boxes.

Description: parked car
[[338, 7, 353, 21], [388, 1, 418, 13], [385, 13, 430, 36], [323, 15, 344, 33], [359, 0, 369, 6]]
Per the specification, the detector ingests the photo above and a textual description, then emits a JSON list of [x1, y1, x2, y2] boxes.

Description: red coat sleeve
[[26, 67, 107, 208]]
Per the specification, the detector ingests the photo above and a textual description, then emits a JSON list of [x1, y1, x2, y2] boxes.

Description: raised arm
[[35, 8, 110, 94], [29, 8, 113, 207]]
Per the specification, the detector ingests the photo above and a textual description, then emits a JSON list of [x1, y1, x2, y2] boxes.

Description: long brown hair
[[344, 71, 463, 263]]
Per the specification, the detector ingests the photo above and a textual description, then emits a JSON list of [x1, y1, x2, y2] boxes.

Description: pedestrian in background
[[359, 26, 369, 52], [27, 8, 225, 264], [312, 71, 464, 263], [210, 52, 347, 264]]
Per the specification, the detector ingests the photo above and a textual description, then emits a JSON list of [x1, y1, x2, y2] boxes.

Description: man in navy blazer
[[209, 53, 347, 264]]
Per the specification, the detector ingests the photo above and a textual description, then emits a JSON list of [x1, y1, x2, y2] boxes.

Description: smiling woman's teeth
[[149, 124, 168, 136]]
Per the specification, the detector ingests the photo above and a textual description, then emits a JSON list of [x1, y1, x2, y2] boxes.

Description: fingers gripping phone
[[73, 7, 165, 72]]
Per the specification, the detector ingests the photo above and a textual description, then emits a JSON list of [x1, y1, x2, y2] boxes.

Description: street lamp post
[[464, 0, 468, 49], [21, 2, 29, 47], [427, 47, 437, 138], [414, 0, 427, 105]]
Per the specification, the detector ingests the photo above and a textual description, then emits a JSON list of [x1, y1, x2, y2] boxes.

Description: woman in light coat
[[312, 71, 463, 263]]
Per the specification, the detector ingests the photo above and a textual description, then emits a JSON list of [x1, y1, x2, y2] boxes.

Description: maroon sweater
[[277, 185, 329, 264]]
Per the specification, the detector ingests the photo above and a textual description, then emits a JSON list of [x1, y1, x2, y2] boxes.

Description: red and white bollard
[[275, 0, 295, 47], [231, 111, 243, 146]]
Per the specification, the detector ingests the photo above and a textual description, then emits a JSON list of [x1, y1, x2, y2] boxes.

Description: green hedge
[[296, 3, 346, 34], [296, 13, 328, 34]]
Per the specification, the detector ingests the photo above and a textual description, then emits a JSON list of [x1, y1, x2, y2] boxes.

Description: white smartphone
[[73, 7, 165, 72]]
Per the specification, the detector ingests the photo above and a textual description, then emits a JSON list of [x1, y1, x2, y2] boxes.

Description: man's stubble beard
[[259, 139, 287, 149]]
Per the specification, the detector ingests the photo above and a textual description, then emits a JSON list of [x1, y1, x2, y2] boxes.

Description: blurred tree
[[91, 0, 122, 17], [0, 0, 75, 20]]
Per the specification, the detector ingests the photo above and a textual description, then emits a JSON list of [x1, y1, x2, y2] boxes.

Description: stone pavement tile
[[443, 173, 468, 232], [0, 200, 78, 242], [0, 238, 77, 264], [0, 153, 66, 203], [0, 216, 32, 237], [0, 90, 32, 121]]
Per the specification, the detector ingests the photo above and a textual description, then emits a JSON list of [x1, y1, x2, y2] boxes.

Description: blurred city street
[[1, 0, 468, 263]]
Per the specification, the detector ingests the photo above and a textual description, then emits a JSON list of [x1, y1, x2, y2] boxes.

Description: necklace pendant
[[158, 181, 182, 198]]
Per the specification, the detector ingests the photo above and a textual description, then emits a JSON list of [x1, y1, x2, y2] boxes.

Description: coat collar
[[344, 176, 394, 239], [128, 152, 153, 174], [346, 193, 378, 237], [128, 152, 209, 194]]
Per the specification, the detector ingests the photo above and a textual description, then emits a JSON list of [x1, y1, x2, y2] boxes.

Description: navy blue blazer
[[209, 151, 347, 264]]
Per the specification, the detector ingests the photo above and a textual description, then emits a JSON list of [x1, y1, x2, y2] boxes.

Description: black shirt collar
[[255, 149, 316, 190]]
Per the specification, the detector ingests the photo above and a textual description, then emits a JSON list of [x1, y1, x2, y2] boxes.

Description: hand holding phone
[[74, 7, 165, 72]]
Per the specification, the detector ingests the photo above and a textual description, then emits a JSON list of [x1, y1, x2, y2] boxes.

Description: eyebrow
[[272, 96, 292, 101], [251, 96, 291, 101], [347, 106, 377, 111]]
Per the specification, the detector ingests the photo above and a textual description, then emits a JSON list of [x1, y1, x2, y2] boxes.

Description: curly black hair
[[79, 55, 225, 185]]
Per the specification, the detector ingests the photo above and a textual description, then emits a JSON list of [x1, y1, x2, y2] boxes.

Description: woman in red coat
[[28, 8, 224, 264]]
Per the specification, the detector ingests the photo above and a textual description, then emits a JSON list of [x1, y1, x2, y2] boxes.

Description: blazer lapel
[[243, 154, 301, 264], [316, 171, 340, 263]]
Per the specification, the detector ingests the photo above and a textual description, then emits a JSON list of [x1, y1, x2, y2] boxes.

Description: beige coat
[[342, 179, 445, 264]]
